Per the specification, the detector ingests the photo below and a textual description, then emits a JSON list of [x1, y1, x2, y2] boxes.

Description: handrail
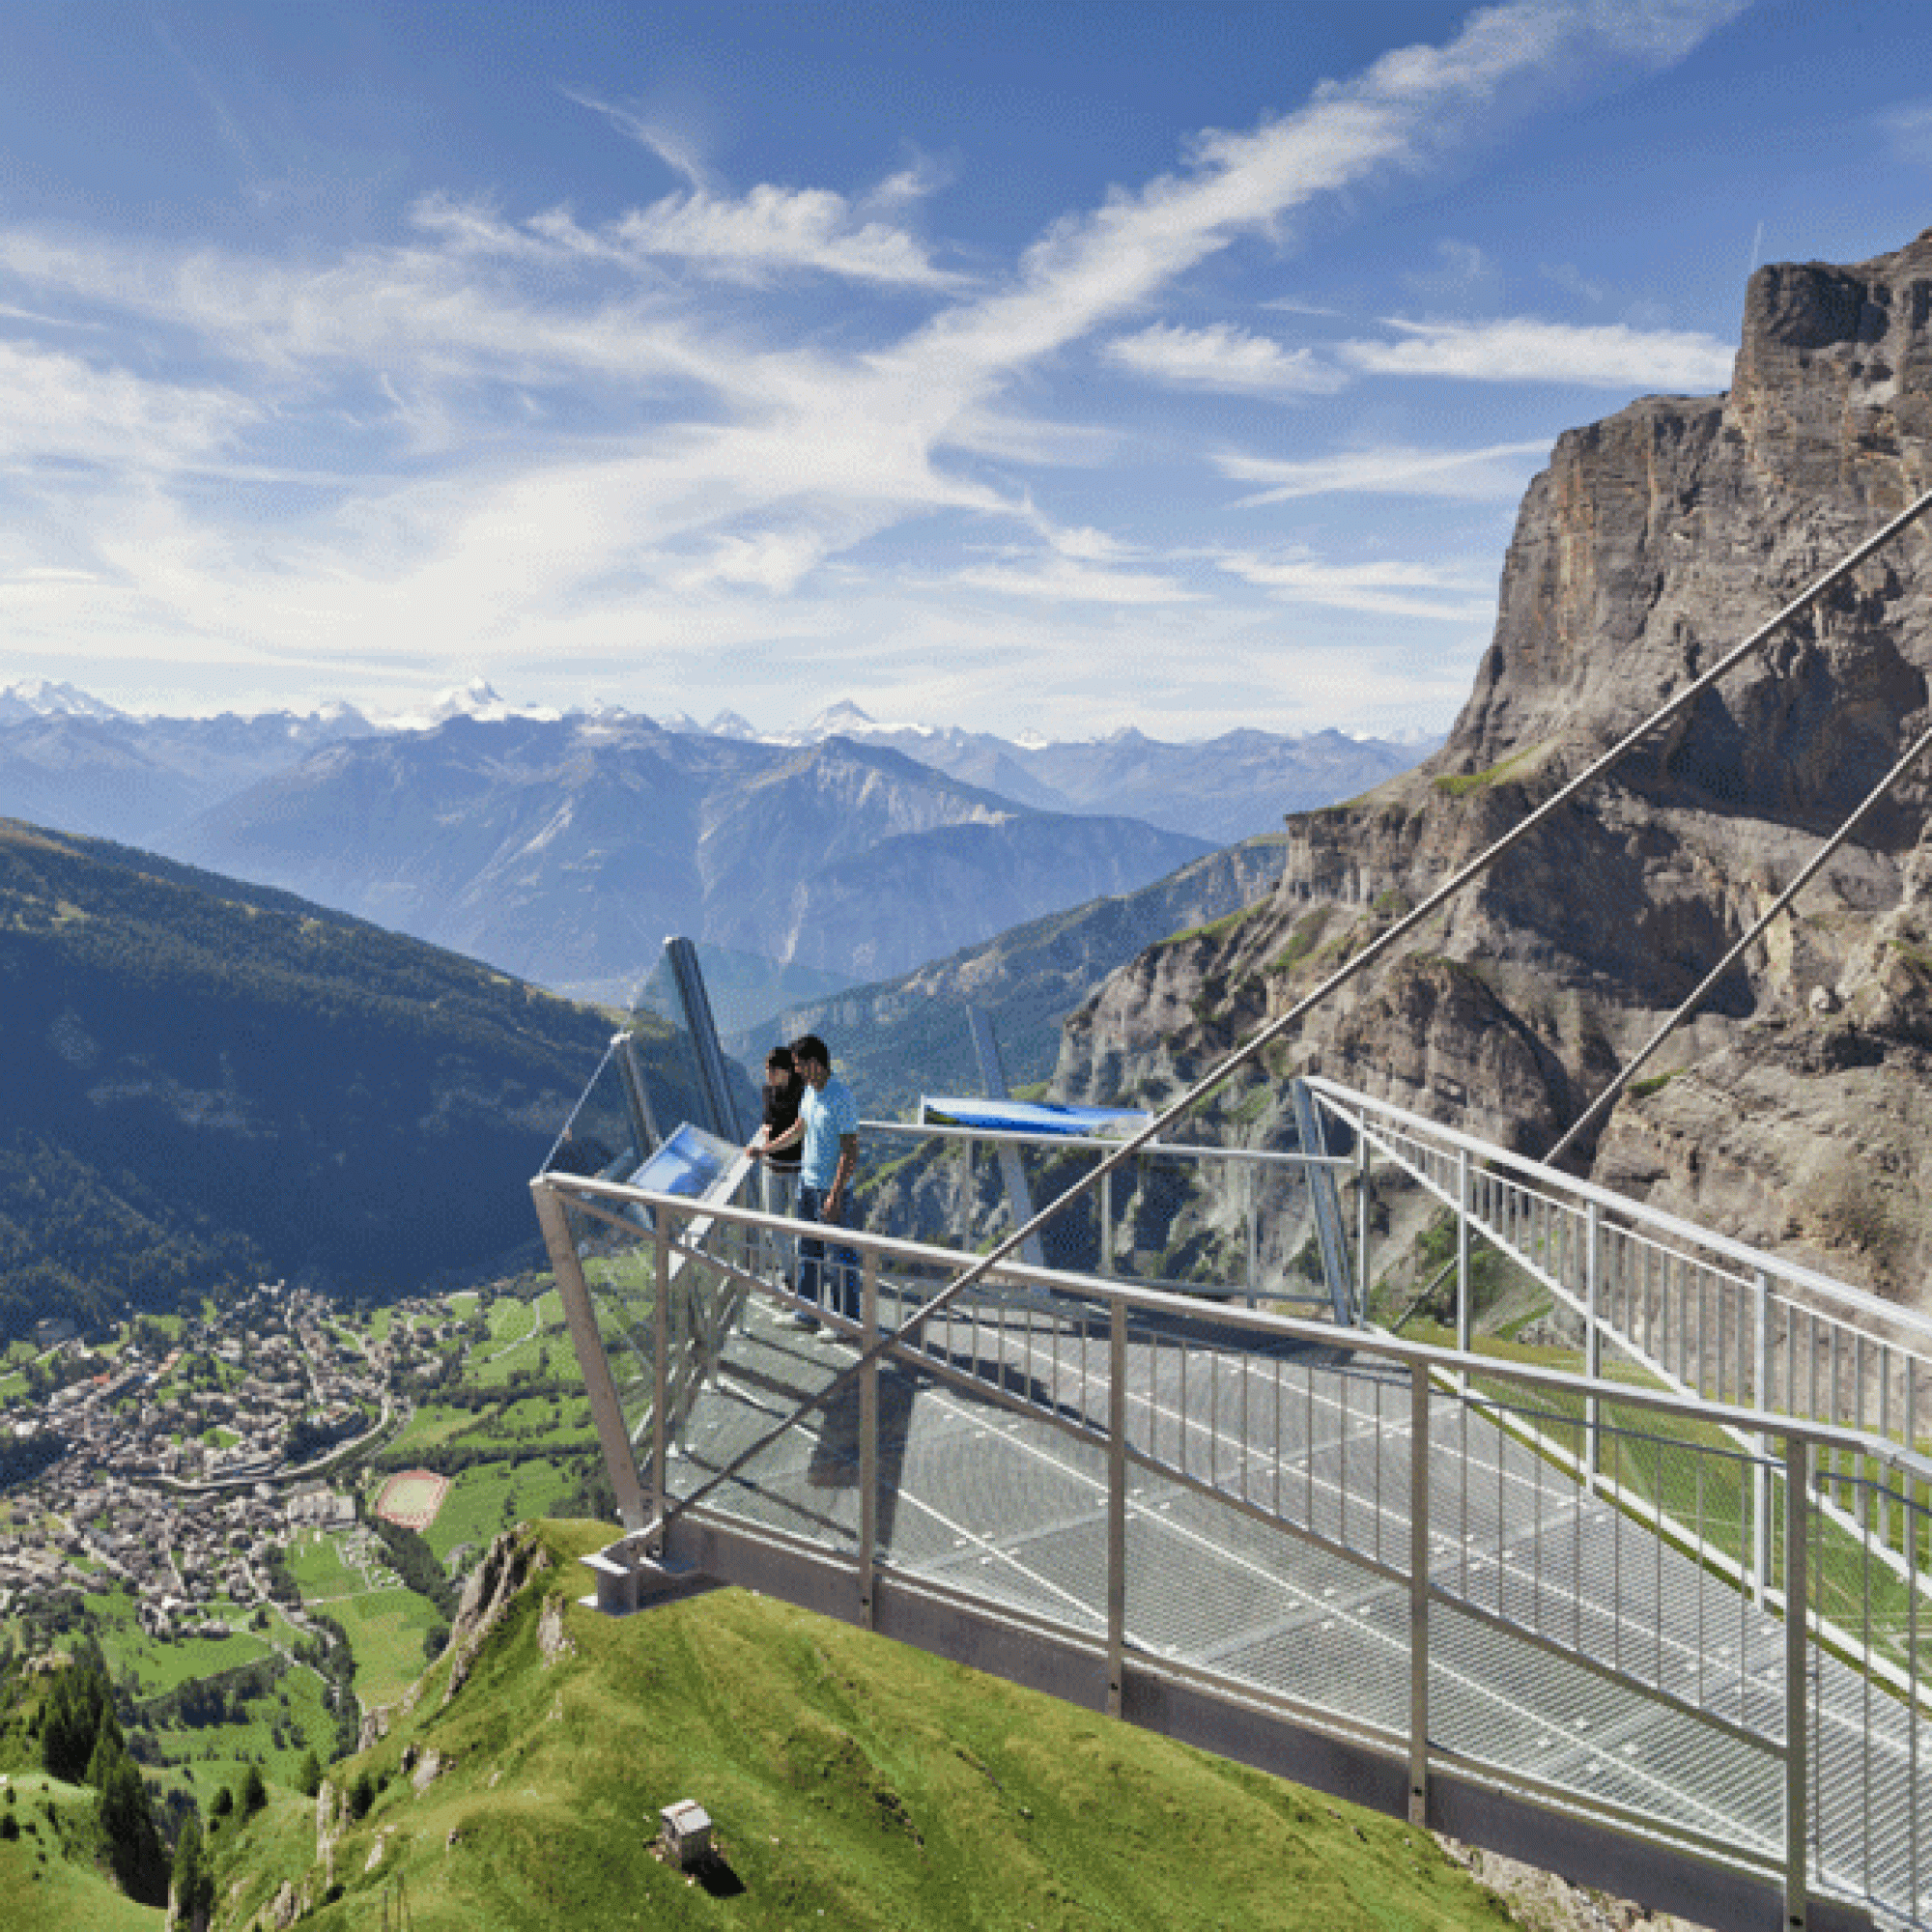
[[536, 1169, 1932, 1483], [860, 1117, 1356, 1170], [1304, 1074, 1932, 1348]]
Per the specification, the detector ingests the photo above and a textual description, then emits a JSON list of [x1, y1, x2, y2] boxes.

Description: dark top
[[762, 1077, 804, 1173]]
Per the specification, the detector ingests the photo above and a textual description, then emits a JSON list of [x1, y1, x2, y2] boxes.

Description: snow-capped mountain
[[0, 679, 128, 725], [375, 677, 561, 731]]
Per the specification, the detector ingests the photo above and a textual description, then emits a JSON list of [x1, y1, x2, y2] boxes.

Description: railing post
[[1099, 1167, 1115, 1278], [529, 1180, 650, 1534], [1585, 1201, 1602, 1496], [1755, 1270, 1773, 1605], [1784, 1435, 1809, 1932], [1408, 1362, 1431, 1827], [1355, 1136, 1372, 1324], [1456, 1148, 1471, 1395], [860, 1247, 879, 1632], [653, 1214, 671, 1557], [1245, 1160, 1260, 1312], [1108, 1296, 1127, 1719]]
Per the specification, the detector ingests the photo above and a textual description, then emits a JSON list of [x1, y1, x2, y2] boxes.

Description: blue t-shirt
[[799, 1074, 860, 1189]]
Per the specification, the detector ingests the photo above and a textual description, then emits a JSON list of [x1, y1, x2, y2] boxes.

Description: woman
[[745, 1046, 805, 1303]]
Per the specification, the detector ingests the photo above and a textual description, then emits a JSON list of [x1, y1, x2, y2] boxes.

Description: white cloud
[[1541, 261, 1605, 302], [1104, 322, 1345, 395], [0, 338, 256, 469], [1221, 553, 1492, 618], [1218, 439, 1550, 504], [948, 555, 1201, 605], [1221, 550, 1498, 621], [1877, 99, 1932, 168], [0, 0, 1747, 713], [413, 184, 963, 291], [1402, 239, 1500, 304], [1341, 316, 1736, 388], [611, 186, 964, 289], [561, 90, 713, 191]]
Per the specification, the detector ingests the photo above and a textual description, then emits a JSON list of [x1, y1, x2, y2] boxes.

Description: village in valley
[[0, 1272, 593, 1798]]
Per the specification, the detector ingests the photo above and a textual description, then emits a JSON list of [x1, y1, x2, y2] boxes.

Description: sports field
[[372, 1467, 449, 1530]]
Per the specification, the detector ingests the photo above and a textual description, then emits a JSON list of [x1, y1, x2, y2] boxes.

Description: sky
[[1, 1, 1930, 741]]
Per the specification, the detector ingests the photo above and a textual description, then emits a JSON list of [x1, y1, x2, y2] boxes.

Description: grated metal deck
[[663, 1287, 1926, 1929]]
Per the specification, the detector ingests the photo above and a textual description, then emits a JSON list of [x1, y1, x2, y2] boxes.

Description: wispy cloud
[[412, 185, 964, 291], [1104, 322, 1345, 395], [562, 89, 713, 191], [1877, 99, 1932, 168], [1218, 439, 1551, 504], [0, 0, 1748, 712], [1541, 261, 1605, 302], [1220, 549, 1498, 621], [1341, 316, 1736, 388], [0, 338, 256, 469], [1402, 239, 1500, 305], [950, 560, 1201, 604]]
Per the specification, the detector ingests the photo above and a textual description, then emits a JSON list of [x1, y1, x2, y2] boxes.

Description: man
[[774, 1034, 860, 1334]]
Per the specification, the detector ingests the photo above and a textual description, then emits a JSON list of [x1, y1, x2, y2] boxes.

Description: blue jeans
[[797, 1184, 860, 1322], [760, 1166, 800, 1280]]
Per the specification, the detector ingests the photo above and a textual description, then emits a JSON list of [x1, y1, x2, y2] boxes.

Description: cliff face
[[1055, 231, 1932, 1302]]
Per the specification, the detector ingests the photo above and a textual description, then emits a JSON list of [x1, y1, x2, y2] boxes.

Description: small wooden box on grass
[[659, 1800, 713, 1869]]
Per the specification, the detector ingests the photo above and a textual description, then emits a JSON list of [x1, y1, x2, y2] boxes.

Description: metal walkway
[[533, 1129, 1932, 1932]]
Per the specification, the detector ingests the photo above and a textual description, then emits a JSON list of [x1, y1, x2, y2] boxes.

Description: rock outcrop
[[1055, 230, 1932, 1302]]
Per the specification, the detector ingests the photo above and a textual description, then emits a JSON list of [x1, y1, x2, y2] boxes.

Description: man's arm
[[828, 1132, 860, 1211]]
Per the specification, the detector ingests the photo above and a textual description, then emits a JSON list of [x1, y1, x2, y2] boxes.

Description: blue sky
[[1, 0, 1929, 739]]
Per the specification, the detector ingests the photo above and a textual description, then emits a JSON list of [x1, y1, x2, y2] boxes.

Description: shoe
[[787, 1312, 821, 1332]]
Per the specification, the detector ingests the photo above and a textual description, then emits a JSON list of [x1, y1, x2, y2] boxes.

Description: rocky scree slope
[[1055, 231, 1932, 1305]]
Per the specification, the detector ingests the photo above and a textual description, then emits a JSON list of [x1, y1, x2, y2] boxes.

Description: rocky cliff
[[1055, 230, 1932, 1303]]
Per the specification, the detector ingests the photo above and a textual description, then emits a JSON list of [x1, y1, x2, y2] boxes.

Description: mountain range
[[0, 685, 1433, 1000], [154, 715, 1214, 992]]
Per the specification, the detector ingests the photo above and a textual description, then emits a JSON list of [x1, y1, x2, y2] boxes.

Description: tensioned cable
[[1545, 716, 1932, 1167], [647, 483, 1932, 1544]]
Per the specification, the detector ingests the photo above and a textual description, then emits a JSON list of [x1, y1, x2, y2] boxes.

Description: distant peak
[[806, 699, 877, 735], [0, 678, 126, 724], [707, 710, 762, 740]]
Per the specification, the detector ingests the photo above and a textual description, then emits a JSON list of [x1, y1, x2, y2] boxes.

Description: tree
[[172, 1814, 214, 1932], [97, 1756, 170, 1906], [242, 1763, 268, 1818], [296, 1748, 322, 1798]]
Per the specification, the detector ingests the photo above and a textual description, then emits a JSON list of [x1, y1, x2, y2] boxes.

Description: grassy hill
[[202, 1519, 1522, 1932], [0, 1771, 161, 1930], [0, 819, 707, 1336]]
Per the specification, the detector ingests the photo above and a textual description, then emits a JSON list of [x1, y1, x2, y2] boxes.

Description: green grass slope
[[209, 1520, 1520, 1932], [0, 1773, 163, 1931]]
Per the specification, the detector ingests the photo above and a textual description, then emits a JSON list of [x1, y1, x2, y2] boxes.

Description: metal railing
[[533, 1162, 1932, 1931], [1308, 1076, 1932, 1646], [859, 1115, 1351, 1312]]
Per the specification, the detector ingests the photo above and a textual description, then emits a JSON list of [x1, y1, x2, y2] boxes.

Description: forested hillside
[[0, 821, 688, 1336]]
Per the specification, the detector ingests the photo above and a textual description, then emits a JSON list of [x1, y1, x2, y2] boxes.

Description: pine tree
[[296, 1747, 322, 1797], [242, 1763, 268, 1818], [172, 1814, 215, 1932], [97, 1756, 170, 1906]]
